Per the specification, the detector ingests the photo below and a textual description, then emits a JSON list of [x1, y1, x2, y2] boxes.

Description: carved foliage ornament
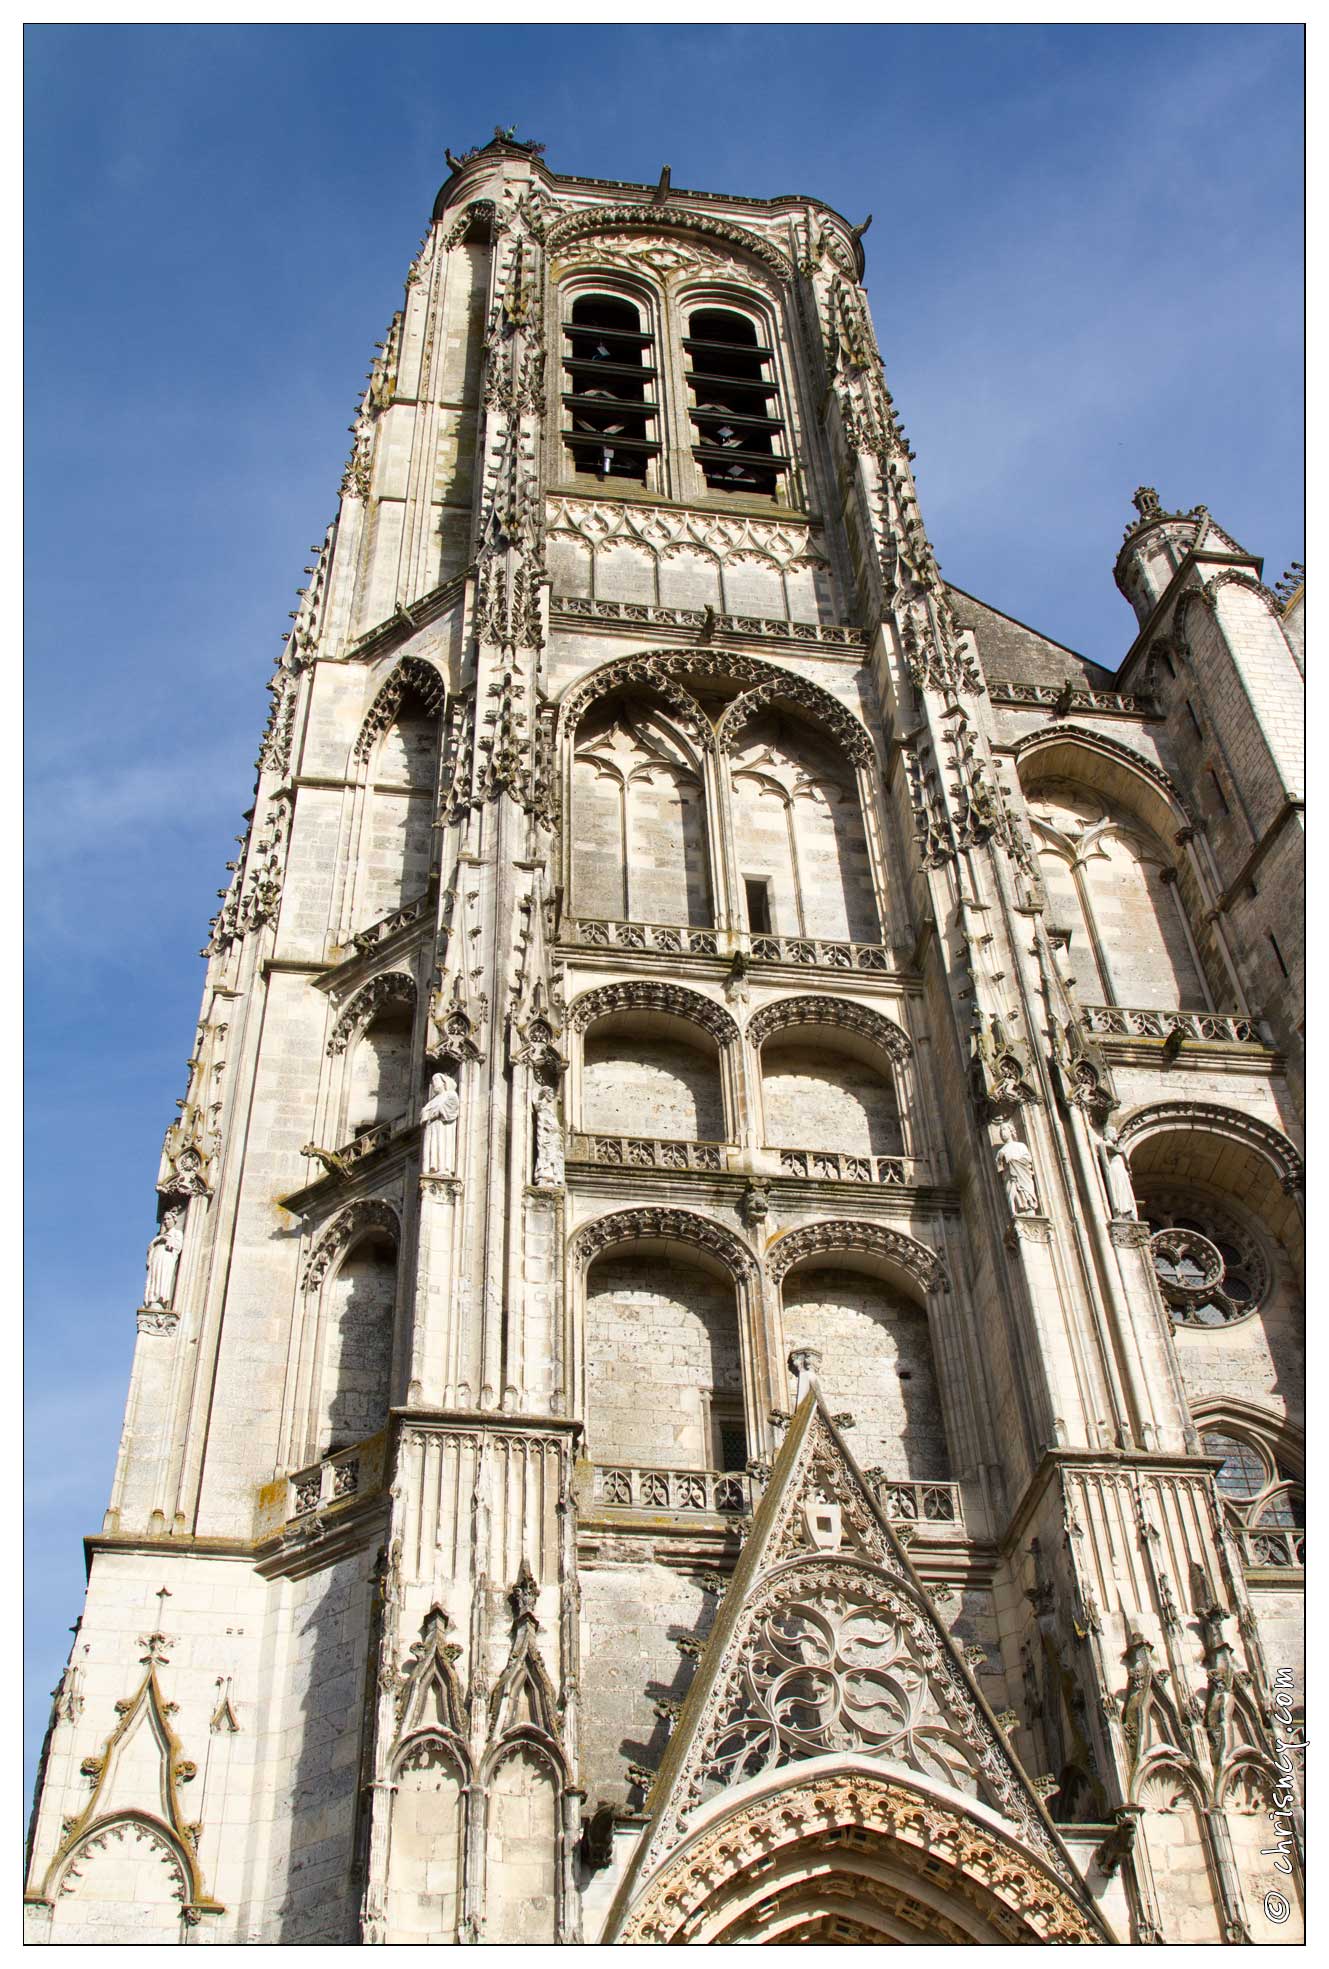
[[568, 979, 740, 1046], [353, 657, 446, 764], [571, 1207, 756, 1283], [327, 971, 417, 1055], [615, 1771, 1102, 1943], [558, 649, 874, 770], [303, 1198, 400, 1289], [766, 1220, 946, 1294], [746, 994, 910, 1064], [545, 205, 793, 283]]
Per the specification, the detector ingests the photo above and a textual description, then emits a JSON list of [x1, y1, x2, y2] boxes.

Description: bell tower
[[27, 135, 1301, 1945]]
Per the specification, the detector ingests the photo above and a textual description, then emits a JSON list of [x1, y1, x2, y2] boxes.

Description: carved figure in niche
[[1096, 1123, 1138, 1220], [420, 1070, 460, 1174], [532, 1082, 565, 1187], [143, 1206, 186, 1309], [995, 1122, 1040, 1217]]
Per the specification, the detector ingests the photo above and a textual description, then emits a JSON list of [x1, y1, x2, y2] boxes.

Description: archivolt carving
[[545, 204, 792, 283], [353, 656, 447, 763], [328, 972, 417, 1055], [1116, 1101, 1303, 1192], [569, 980, 739, 1046], [303, 1198, 401, 1289], [570, 1207, 756, 1283], [614, 1769, 1101, 1944], [1201, 568, 1284, 620], [1014, 725, 1189, 823], [746, 994, 910, 1064], [767, 1220, 946, 1294], [716, 677, 874, 768], [558, 649, 874, 769], [561, 657, 713, 754]]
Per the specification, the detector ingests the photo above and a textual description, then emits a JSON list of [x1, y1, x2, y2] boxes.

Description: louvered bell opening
[[563, 295, 659, 484], [685, 308, 789, 496]]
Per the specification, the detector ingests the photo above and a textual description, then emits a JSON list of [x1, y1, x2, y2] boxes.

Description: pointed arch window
[[684, 307, 789, 495], [562, 294, 660, 484]]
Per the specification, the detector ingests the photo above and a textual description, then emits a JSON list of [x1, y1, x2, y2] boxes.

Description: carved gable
[[621, 1391, 1083, 1898]]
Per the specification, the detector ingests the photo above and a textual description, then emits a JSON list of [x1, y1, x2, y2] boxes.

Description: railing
[[569, 918, 720, 956], [590, 1462, 962, 1533], [351, 891, 434, 955], [569, 1133, 725, 1172], [748, 933, 892, 972], [1235, 1524, 1304, 1571], [870, 1477, 962, 1529], [301, 1122, 394, 1178], [289, 1443, 366, 1520], [564, 916, 896, 972], [593, 1465, 752, 1515], [1083, 1005, 1267, 1046], [553, 595, 871, 649], [987, 680, 1154, 717], [777, 1147, 917, 1185]]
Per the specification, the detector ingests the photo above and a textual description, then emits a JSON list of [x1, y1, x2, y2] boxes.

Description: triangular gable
[[609, 1388, 1090, 1927]]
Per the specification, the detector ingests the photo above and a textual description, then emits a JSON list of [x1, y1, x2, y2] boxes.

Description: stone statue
[[420, 1071, 460, 1174], [1096, 1123, 1137, 1220], [144, 1206, 185, 1309], [995, 1122, 1040, 1217], [532, 1083, 564, 1187]]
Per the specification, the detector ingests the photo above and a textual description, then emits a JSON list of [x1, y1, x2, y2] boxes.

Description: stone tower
[[25, 136, 1303, 1945]]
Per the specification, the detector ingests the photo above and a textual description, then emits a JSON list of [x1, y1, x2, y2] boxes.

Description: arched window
[[570, 693, 711, 927], [586, 1246, 743, 1473], [1023, 778, 1207, 1011], [562, 294, 659, 485], [684, 307, 788, 496], [1139, 1191, 1269, 1328]]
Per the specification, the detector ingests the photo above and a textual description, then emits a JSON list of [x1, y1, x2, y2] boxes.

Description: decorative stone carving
[[568, 979, 739, 1047], [746, 993, 910, 1063], [328, 971, 416, 1055], [420, 1071, 461, 1175], [969, 1009, 1039, 1118], [143, 1206, 186, 1310], [302, 1198, 400, 1290], [532, 1083, 565, 1188], [994, 1123, 1040, 1217], [766, 1220, 946, 1295], [1115, 1100, 1303, 1194], [1096, 1122, 1138, 1219], [545, 203, 793, 282], [353, 656, 446, 763], [570, 1207, 756, 1284]]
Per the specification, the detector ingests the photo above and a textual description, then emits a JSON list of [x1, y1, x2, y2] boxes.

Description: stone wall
[[585, 1254, 741, 1468]]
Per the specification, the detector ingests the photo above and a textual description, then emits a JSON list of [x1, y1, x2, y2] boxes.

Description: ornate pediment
[[614, 1390, 1089, 1913]]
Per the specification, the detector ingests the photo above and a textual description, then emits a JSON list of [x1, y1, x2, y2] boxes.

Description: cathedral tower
[[26, 136, 1303, 1944]]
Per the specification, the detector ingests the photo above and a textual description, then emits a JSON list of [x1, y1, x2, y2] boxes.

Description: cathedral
[[25, 134, 1304, 1944]]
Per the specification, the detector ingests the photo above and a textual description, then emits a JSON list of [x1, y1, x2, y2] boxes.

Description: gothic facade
[[25, 135, 1304, 1944]]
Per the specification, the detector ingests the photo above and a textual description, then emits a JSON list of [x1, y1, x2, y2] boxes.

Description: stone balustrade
[[570, 917, 720, 957], [590, 1462, 962, 1534], [776, 1147, 917, 1186], [569, 1133, 725, 1172], [1235, 1523, 1304, 1572], [1083, 1004, 1267, 1046], [350, 890, 434, 954], [288, 1444, 366, 1521], [592, 1464, 752, 1516], [565, 915, 896, 972], [870, 1477, 963, 1531]]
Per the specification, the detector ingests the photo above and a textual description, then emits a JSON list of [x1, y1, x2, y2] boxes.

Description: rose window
[[1138, 1191, 1269, 1327]]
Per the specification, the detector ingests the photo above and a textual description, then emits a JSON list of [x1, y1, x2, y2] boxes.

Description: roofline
[[943, 581, 1115, 679], [433, 141, 866, 275]]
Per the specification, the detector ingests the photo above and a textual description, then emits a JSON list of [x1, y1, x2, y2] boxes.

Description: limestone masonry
[[25, 134, 1304, 1944]]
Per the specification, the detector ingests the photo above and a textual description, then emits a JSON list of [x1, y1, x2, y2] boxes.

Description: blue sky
[[24, 23, 1303, 1788]]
